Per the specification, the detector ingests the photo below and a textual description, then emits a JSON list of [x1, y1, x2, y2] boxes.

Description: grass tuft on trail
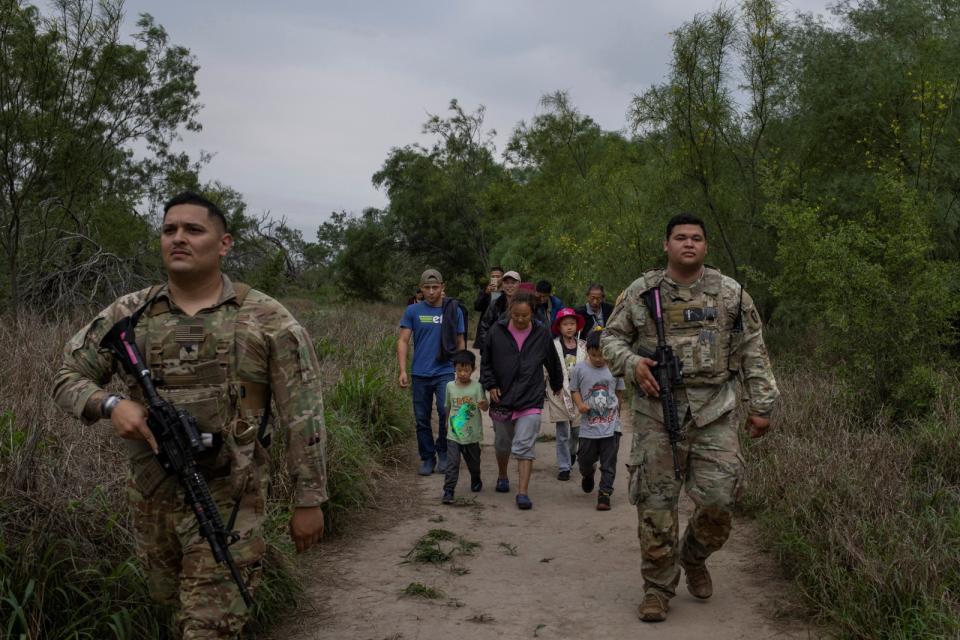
[[402, 582, 445, 600], [404, 529, 481, 567]]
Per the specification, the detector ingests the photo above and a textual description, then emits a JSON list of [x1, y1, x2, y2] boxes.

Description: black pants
[[443, 441, 482, 492], [578, 433, 620, 493]]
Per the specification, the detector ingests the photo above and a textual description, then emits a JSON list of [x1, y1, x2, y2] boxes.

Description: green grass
[[743, 367, 960, 639], [401, 582, 445, 599], [403, 529, 481, 567]]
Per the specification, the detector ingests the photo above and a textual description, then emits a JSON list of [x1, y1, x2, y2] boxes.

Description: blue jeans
[[412, 373, 454, 461], [555, 421, 572, 471]]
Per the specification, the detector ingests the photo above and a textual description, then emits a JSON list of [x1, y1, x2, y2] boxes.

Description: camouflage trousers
[[128, 465, 268, 639], [626, 408, 743, 598]]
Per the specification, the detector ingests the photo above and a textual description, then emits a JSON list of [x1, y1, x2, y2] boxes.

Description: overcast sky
[[122, 1, 834, 236]]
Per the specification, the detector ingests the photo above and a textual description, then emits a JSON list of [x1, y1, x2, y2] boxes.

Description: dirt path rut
[[269, 385, 815, 640]]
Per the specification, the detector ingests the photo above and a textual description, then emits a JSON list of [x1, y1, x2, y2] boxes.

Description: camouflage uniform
[[601, 267, 778, 599], [52, 275, 328, 639]]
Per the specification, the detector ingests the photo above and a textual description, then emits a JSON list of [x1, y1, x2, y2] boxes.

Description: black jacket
[[480, 318, 563, 412], [474, 294, 508, 349], [474, 288, 492, 313], [438, 297, 467, 362], [576, 302, 615, 337]]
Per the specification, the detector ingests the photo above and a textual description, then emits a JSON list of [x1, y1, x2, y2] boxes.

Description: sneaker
[[581, 474, 595, 493], [638, 591, 669, 622], [516, 494, 533, 510], [684, 563, 713, 599], [442, 489, 454, 504], [597, 490, 611, 511], [557, 470, 571, 481], [436, 451, 448, 473], [418, 457, 436, 476], [495, 477, 510, 493], [471, 478, 483, 492]]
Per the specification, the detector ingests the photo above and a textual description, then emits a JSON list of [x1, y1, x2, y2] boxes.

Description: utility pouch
[[157, 385, 230, 434], [126, 441, 169, 498], [225, 418, 258, 496]]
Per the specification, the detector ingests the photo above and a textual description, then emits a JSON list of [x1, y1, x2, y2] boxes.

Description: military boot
[[637, 591, 669, 622], [684, 562, 713, 599]]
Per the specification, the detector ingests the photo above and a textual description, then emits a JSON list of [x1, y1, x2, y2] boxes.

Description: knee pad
[[691, 506, 732, 551]]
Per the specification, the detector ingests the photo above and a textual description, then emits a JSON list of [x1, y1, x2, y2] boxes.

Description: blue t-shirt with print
[[400, 300, 465, 377]]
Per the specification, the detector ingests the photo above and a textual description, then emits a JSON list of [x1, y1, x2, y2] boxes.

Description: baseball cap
[[502, 270, 521, 281], [420, 269, 443, 285]]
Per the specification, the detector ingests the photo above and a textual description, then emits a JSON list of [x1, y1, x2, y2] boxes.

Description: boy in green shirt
[[442, 350, 488, 504]]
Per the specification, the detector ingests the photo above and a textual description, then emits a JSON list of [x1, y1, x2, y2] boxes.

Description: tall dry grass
[[741, 364, 960, 639], [0, 301, 412, 639]]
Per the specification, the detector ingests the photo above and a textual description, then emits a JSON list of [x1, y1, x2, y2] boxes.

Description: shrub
[[767, 170, 959, 419], [742, 366, 960, 638]]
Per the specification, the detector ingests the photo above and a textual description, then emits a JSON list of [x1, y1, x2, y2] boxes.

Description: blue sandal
[[516, 494, 532, 510], [495, 478, 510, 493]]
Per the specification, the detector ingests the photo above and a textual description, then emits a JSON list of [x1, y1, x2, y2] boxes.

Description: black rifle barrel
[[642, 287, 684, 481]]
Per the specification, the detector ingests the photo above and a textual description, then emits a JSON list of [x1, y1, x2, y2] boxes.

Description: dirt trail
[[269, 372, 816, 640]]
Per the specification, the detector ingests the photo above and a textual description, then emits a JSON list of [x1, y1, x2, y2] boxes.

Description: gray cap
[[420, 268, 443, 285]]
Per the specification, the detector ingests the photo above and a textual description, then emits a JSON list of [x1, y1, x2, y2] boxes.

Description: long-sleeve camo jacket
[[601, 267, 779, 427], [51, 275, 328, 507]]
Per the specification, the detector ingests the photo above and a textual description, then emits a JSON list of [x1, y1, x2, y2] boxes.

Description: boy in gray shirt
[[570, 331, 625, 510]]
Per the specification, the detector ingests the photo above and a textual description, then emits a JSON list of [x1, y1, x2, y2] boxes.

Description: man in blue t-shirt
[[398, 269, 466, 475]]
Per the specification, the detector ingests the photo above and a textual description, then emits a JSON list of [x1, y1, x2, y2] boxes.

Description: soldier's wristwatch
[[101, 394, 125, 419]]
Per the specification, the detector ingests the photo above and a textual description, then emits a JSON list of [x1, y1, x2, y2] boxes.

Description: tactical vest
[[127, 283, 270, 455], [638, 268, 739, 386]]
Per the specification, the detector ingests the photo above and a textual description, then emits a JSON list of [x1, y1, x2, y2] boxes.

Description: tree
[[630, 0, 789, 283], [0, 0, 201, 316], [372, 100, 510, 284]]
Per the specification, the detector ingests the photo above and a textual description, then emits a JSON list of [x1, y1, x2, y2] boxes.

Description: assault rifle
[[640, 286, 685, 480], [100, 311, 255, 609]]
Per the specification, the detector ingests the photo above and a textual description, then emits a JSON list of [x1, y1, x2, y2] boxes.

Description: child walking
[[442, 350, 488, 504], [544, 308, 587, 481], [570, 330, 625, 510]]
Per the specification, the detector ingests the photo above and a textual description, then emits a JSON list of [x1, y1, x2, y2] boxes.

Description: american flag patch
[[175, 325, 205, 342]]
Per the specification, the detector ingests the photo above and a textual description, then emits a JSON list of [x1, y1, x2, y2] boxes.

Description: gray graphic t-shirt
[[569, 362, 625, 438]]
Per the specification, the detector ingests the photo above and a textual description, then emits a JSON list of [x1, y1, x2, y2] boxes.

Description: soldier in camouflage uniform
[[51, 192, 328, 639], [601, 212, 779, 623]]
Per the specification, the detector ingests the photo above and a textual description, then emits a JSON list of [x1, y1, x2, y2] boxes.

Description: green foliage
[[329, 365, 408, 450], [0, 511, 168, 639], [372, 100, 511, 284], [322, 209, 414, 301], [0, 0, 202, 316], [768, 170, 958, 416]]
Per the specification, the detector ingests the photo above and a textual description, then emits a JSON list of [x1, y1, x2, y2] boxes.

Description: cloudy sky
[[122, 1, 833, 236]]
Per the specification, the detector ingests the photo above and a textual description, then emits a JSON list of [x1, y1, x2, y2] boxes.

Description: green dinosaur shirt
[[444, 380, 486, 444]]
